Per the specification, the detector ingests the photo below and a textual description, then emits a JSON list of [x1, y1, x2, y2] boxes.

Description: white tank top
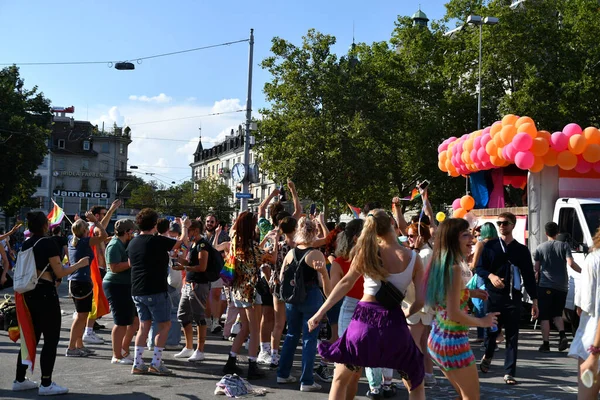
[[363, 250, 417, 296]]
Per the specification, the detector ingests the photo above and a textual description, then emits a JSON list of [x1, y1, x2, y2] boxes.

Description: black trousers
[[15, 282, 61, 383], [484, 292, 521, 377]]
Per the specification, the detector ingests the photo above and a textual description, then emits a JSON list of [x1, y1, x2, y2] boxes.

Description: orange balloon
[[460, 195, 475, 211], [543, 148, 559, 166], [438, 161, 447, 172], [439, 151, 448, 163], [453, 208, 467, 219], [531, 137, 550, 157], [490, 123, 503, 137], [501, 125, 517, 144], [490, 155, 504, 167], [557, 151, 578, 170], [583, 143, 600, 163], [497, 147, 504, 158], [449, 169, 460, 177], [502, 114, 519, 126], [537, 130, 552, 141], [464, 139, 474, 153], [486, 140, 498, 156], [445, 159, 453, 171], [568, 134, 587, 155], [494, 132, 506, 147], [517, 122, 538, 139], [584, 127, 600, 145], [515, 116, 535, 128], [529, 156, 545, 173]]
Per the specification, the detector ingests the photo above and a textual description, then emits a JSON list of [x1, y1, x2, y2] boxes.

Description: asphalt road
[[0, 283, 580, 399]]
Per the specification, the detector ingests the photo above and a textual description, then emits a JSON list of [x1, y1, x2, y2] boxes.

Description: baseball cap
[[115, 219, 137, 234], [169, 222, 182, 234]]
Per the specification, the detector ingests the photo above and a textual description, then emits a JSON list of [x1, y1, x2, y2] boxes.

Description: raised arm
[[0, 224, 21, 242], [258, 187, 280, 219], [86, 212, 108, 246], [101, 199, 121, 228], [392, 197, 408, 236], [420, 187, 436, 233], [288, 179, 302, 220]]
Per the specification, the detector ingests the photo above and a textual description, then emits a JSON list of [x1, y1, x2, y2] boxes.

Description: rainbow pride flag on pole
[[401, 188, 421, 201], [347, 203, 362, 219], [47, 199, 65, 227]]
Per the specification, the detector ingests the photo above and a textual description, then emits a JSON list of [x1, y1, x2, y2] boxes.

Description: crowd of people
[[5, 180, 600, 399]]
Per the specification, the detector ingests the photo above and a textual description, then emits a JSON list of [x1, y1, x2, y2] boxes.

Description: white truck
[[472, 166, 600, 321]]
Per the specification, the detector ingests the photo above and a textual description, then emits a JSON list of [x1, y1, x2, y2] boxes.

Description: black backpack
[[280, 248, 311, 305], [198, 239, 224, 282]]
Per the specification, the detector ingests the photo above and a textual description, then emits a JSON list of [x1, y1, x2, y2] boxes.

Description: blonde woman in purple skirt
[[308, 209, 426, 400]]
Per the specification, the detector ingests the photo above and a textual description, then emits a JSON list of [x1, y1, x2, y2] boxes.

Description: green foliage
[[0, 66, 52, 216], [127, 179, 233, 224]]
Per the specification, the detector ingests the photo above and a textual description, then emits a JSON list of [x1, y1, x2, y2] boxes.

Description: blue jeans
[[148, 285, 181, 347], [277, 286, 323, 385]]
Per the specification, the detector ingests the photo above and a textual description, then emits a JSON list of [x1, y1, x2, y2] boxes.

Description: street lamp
[[467, 15, 499, 130]]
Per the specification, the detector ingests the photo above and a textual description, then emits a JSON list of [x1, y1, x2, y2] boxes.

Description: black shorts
[[69, 280, 93, 313], [537, 287, 567, 320], [256, 277, 273, 307], [103, 281, 137, 326]]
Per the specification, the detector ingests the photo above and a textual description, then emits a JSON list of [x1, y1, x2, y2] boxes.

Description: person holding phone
[[12, 212, 91, 396]]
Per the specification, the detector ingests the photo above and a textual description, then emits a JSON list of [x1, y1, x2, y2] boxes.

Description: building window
[[80, 198, 88, 213], [58, 139, 65, 149], [255, 188, 259, 199], [101, 143, 109, 153], [119, 143, 124, 155], [237, 157, 241, 163], [81, 179, 89, 191], [100, 180, 108, 191], [55, 157, 65, 170], [120, 161, 126, 171], [83, 141, 90, 151], [98, 198, 108, 208], [82, 159, 89, 171], [100, 160, 109, 172]]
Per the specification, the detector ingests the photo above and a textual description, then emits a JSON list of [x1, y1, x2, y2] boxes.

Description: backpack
[[198, 239, 224, 283], [280, 248, 312, 305], [13, 238, 49, 294]]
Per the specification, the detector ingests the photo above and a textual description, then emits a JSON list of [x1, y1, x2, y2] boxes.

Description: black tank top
[[295, 247, 318, 284]]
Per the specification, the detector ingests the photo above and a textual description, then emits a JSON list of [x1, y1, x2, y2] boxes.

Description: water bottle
[[490, 324, 498, 333], [582, 369, 594, 388]]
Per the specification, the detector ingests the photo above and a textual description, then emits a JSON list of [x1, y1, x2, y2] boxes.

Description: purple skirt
[[318, 301, 424, 390]]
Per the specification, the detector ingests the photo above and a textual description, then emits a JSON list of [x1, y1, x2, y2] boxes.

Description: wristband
[[588, 345, 600, 355]]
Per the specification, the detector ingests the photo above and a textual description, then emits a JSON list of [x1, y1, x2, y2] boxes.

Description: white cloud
[[185, 97, 197, 102], [89, 98, 245, 185], [129, 93, 173, 103]]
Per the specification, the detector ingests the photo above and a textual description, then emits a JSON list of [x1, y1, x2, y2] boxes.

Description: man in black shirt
[[476, 212, 539, 385], [204, 213, 229, 334], [173, 220, 212, 363]]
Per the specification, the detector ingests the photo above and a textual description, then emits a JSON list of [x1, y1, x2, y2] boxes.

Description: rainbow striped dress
[[427, 288, 475, 371]]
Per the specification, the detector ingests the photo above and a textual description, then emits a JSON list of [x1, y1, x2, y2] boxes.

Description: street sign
[[235, 193, 253, 199]]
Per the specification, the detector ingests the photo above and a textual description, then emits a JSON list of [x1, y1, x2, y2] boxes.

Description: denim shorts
[[233, 292, 262, 308], [338, 296, 359, 337], [133, 292, 171, 323]]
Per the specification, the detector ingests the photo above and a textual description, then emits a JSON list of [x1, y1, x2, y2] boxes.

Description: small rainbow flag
[[47, 200, 65, 227], [347, 203, 361, 219], [401, 188, 421, 201]]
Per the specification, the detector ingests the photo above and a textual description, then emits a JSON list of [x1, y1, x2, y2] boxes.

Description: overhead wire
[[0, 38, 250, 66]]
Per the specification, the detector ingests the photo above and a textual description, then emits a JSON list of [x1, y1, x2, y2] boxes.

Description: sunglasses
[[496, 221, 513, 227], [407, 234, 417, 238]]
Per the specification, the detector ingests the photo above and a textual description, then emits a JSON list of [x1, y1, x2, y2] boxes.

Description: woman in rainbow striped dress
[[425, 218, 499, 399]]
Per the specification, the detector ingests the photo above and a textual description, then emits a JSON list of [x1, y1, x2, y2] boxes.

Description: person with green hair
[[470, 222, 499, 342]]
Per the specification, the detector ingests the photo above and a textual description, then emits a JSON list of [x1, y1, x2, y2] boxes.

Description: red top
[[335, 256, 364, 300]]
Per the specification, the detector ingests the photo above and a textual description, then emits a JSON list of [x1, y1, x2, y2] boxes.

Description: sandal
[[504, 375, 517, 385], [479, 357, 492, 374]]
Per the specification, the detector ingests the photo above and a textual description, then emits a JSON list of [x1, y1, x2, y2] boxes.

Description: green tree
[[0, 66, 52, 216]]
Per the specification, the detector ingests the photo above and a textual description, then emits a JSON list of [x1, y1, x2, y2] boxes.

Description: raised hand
[[85, 211, 97, 223]]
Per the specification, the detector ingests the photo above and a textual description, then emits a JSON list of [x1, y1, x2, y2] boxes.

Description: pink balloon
[[483, 126, 492, 134], [474, 136, 482, 149], [502, 146, 510, 161], [564, 123, 583, 138], [477, 147, 488, 161], [575, 156, 592, 174], [470, 149, 479, 162], [505, 143, 517, 161], [480, 134, 492, 147], [551, 131, 569, 151], [482, 161, 492, 169], [515, 151, 535, 170], [594, 162, 600, 174], [438, 142, 449, 153], [513, 132, 533, 152]]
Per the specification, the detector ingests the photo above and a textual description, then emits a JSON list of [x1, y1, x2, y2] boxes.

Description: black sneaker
[[223, 355, 244, 376], [93, 321, 105, 331], [366, 389, 383, 400], [314, 365, 332, 383], [247, 360, 265, 380], [382, 384, 397, 398], [539, 343, 550, 353], [558, 337, 569, 352]]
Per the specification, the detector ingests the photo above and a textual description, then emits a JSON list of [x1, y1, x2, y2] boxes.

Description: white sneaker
[[122, 352, 134, 362], [38, 382, 69, 396], [300, 382, 322, 392], [257, 350, 271, 365], [174, 348, 195, 358], [111, 357, 134, 365], [277, 376, 297, 384], [82, 331, 104, 344], [12, 378, 38, 391], [187, 350, 205, 362], [244, 339, 249, 350]]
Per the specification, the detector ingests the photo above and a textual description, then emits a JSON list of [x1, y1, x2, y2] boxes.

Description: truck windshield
[[582, 204, 600, 238]]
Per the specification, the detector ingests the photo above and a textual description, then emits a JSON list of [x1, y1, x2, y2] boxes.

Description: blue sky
[[1, 0, 449, 185]]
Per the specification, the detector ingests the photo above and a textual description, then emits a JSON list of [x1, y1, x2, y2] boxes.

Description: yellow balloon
[[436, 212, 446, 222]]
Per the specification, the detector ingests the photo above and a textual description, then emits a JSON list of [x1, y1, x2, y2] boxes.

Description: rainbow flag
[[47, 200, 65, 227], [15, 293, 37, 371], [401, 188, 421, 201], [347, 203, 361, 219], [88, 225, 110, 320]]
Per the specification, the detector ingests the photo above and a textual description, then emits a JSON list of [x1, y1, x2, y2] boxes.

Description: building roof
[[412, 8, 429, 21]]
